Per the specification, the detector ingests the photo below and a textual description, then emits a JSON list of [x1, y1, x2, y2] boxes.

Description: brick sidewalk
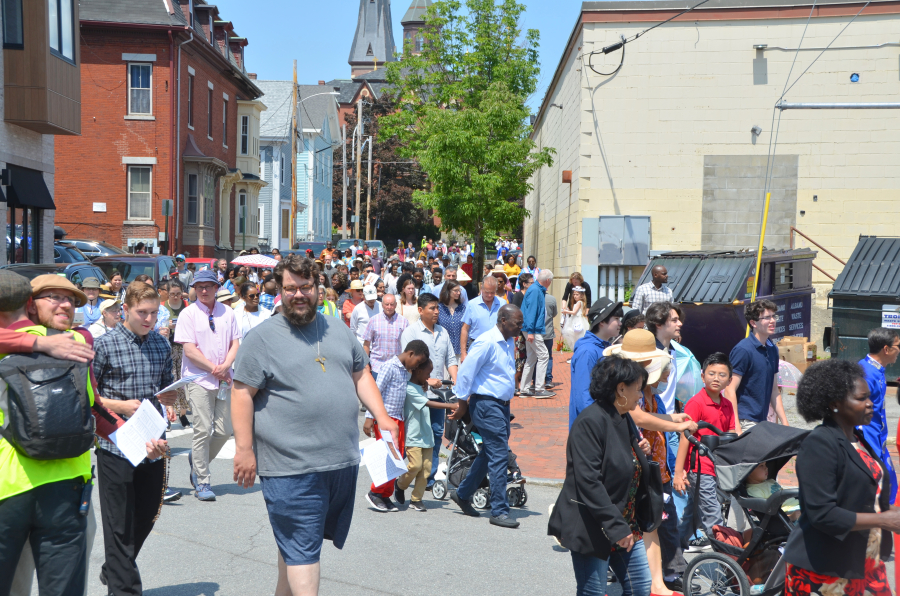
[[509, 349, 572, 481]]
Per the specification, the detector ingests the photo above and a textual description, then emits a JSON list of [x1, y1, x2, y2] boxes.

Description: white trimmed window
[[128, 63, 152, 114], [207, 86, 213, 138], [187, 74, 195, 128], [222, 98, 228, 147], [238, 191, 246, 234], [127, 166, 151, 220], [240, 115, 249, 155], [187, 174, 198, 224]]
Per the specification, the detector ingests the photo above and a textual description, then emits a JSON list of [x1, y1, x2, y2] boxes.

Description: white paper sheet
[[154, 373, 206, 396], [361, 439, 407, 486], [109, 400, 168, 466]]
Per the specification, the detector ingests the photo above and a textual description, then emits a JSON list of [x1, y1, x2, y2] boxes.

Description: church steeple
[[348, 0, 396, 78], [401, 0, 431, 55]]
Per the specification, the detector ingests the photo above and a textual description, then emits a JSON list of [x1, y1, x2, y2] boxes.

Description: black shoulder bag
[[627, 414, 664, 533]]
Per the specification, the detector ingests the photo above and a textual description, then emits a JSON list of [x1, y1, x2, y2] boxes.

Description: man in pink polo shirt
[[174, 269, 241, 501]]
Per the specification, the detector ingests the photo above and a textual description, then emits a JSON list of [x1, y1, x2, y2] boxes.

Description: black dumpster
[[635, 249, 817, 363], [826, 236, 900, 380]]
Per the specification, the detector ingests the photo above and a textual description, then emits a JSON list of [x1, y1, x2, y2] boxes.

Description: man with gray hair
[[519, 269, 554, 397]]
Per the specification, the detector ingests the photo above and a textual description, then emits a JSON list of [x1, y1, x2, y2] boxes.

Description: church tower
[[348, 0, 397, 77], [400, 0, 431, 55]]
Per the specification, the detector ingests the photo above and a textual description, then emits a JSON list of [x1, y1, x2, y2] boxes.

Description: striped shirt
[[367, 355, 410, 420], [362, 311, 409, 373], [631, 283, 674, 314]]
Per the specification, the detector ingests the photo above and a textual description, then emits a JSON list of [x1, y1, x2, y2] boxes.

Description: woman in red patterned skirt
[[783, 359, 900, 596]]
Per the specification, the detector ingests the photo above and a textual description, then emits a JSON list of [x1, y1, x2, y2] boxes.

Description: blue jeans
[[427, 406, 445, 487], [571, 540, 652, 596], [456, 396, 511, 518], [544, 338, 554, 383]]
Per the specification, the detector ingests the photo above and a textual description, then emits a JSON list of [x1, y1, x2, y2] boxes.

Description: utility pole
[[290, 60, 297, 249], [341, 124, 348, 239], [354, 98, 363, 238], [365, 138, 372, 241]]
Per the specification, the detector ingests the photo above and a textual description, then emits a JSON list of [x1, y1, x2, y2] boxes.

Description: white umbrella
[[231, 254, 278, 268]]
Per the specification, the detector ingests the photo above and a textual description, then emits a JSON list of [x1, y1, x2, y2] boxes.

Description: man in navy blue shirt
[[859, 327, 899, 502], [725, 299, 788, 434], [519, 270, 552, 397], [568, 297, 623, 429]]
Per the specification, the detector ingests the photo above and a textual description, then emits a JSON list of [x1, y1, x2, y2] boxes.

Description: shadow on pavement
[[144, 581, 220, 596]]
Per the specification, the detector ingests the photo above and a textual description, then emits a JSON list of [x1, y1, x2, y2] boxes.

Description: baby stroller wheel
[[684, 552, 750, 596], [431, 480, 447, 500], [506, 487, 521, 508], [517, 487, 528, 507], [471, 488, 490, 510]]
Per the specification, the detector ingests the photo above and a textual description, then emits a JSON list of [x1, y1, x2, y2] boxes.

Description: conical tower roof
[[401, 0, 431, 24], [348, 0, 397, 68]]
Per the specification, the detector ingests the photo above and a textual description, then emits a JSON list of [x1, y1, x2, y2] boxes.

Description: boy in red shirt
[[674, 352, 735, 552]]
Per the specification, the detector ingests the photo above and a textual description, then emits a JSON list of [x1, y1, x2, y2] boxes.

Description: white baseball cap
[[363, 285, 378, 300]]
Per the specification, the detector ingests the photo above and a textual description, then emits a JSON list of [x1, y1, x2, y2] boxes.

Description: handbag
[[627, 415, 664, 533]]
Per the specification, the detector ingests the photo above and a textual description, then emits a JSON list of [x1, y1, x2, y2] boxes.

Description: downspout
[[176, 30, 193, 249], [168, 30, 176, 255]]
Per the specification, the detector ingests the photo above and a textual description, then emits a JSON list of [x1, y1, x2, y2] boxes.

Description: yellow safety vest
[[0, 326, 95, 501]]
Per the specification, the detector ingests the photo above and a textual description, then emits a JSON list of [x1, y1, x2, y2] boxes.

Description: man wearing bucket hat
[[78, 277, 104, 327], [174, 269, 241, 501], [568, 297, 624, 429]]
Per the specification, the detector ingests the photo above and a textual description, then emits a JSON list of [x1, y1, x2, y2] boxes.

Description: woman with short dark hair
[[549, 355, 654, 596], [783, 359, 900, 596]]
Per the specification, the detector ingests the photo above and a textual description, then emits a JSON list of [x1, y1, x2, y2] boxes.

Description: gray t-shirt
[[544, 294, 558, 340], [233, 313, 369, 477]]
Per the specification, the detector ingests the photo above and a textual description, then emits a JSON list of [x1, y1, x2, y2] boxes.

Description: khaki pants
[[11, 501, 96, 596], [396, 446, 433, 502], [187, 383, 233, 486], [520, 333, 549, 392]]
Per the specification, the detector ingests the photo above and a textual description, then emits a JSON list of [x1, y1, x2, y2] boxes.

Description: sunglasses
[[208, 313, 216, 332]]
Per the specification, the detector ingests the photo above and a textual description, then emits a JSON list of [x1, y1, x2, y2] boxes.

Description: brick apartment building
[[54, 0, 264, 258]]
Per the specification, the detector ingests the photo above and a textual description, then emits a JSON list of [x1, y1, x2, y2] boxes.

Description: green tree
[[382, 0, 554, 283]]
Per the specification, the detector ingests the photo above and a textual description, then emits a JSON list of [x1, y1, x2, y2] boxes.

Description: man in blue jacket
[[519, 270, 553, 397], [859, 327, 899, 503], [568, 297, 623, 429]]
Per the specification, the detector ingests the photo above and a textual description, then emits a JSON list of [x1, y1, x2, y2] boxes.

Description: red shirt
[[684, 388, 735, 476]]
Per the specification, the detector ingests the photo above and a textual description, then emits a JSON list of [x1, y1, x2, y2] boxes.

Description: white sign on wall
[[882, 305, 900, 329], [93, 203, 107, 212]]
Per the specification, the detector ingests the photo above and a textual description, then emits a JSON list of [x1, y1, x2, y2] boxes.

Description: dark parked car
[[93, 254, 178, 288], [0, 262, 110, 286], [288, 241, 327, 256], [54, 243, 91, 264], [60, 239, 127, 259], [336, 238, 386, 255]]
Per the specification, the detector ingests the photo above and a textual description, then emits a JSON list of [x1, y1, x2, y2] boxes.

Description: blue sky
[[214, 0, 581, 112]]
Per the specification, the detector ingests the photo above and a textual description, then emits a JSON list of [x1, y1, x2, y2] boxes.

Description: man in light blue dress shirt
[[459, 275, 500, 361], [449, 304, 523, 528]]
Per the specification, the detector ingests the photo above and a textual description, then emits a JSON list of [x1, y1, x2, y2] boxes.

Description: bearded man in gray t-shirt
[[232, 255, 399, 596]]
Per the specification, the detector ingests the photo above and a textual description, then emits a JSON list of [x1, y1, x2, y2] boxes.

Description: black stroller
[[429, 382, 527, 509], [682, 422, 810, 596]]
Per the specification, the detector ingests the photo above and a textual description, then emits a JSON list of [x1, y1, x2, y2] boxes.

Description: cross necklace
[[298, 313, 326, 372]]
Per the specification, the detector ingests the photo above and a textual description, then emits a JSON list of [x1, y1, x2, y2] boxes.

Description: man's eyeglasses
[[36, 293, 76, 305], [758, 315, 777, 322], [282, 284, 317, 296]]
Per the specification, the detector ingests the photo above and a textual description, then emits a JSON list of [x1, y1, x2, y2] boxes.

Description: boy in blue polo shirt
[[724, 299, 787, 435], [859, 327, 900, 502]]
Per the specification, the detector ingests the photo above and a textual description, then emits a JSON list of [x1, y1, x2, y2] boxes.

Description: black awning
[[7, 165, 55, 209]]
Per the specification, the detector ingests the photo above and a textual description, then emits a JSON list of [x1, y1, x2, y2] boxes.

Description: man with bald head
[[631, 264, 673, 314], [449, 304, 523, 528]]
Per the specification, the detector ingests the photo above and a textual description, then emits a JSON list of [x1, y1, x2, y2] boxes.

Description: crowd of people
[[1, 239, 898, 596]]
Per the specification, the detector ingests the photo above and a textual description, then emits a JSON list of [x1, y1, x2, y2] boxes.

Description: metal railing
[[789, 226, 846, 281]]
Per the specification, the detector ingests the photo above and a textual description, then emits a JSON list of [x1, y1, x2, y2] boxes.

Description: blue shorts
[[260, 465, 359, 565]]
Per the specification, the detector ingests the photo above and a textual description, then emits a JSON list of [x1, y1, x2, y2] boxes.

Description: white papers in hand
[[154, 373, 206, 396], [109, 400, 167, 466], [361, 439, 407, 486]]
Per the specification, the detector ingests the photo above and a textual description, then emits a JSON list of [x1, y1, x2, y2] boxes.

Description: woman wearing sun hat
[[604, 329, 697, 596]]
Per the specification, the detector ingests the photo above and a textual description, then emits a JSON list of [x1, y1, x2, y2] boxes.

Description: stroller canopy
[[712, 422, 810, 492]]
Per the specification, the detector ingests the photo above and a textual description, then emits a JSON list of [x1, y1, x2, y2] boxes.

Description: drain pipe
[[175, 30, 193, 248], [168, 30, 175, 255]]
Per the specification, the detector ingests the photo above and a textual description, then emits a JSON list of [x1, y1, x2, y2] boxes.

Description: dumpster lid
[[831, 236, 900, 299], [637, 248, 816, 304]]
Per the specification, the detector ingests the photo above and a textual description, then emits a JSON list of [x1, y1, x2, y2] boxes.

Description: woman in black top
[[549, 355, 654, 596], [563, 272, 592, 308], [783, 359, 900, 596]]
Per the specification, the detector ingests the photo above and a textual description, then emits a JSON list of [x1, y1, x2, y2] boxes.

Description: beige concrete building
[[526, 0, 900, 343]]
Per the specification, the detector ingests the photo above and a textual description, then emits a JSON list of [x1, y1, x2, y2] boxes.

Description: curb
[[524, 477, 564, 488]]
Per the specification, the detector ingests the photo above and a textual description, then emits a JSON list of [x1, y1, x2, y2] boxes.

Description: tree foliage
[[332, 94, 439, 245], [382, 0, 554, 281]]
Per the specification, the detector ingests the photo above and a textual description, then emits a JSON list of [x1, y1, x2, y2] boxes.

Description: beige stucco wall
[[526, 11, 900, 295]]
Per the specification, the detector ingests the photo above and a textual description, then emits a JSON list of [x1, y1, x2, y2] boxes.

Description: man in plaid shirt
[[93, 282, 179, 595], [362, 293, 409, 381], [361, 340, 430, 512], [631, 265, 673, 314]]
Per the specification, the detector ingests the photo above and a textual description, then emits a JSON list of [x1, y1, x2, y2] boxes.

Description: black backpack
[[0, 341, 95, 460]]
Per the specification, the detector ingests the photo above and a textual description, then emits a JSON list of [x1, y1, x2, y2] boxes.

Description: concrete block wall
[[530, 10, 900, 288]]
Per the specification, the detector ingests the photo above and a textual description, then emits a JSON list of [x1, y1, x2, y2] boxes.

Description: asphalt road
[[28, 413, 895, 596]]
